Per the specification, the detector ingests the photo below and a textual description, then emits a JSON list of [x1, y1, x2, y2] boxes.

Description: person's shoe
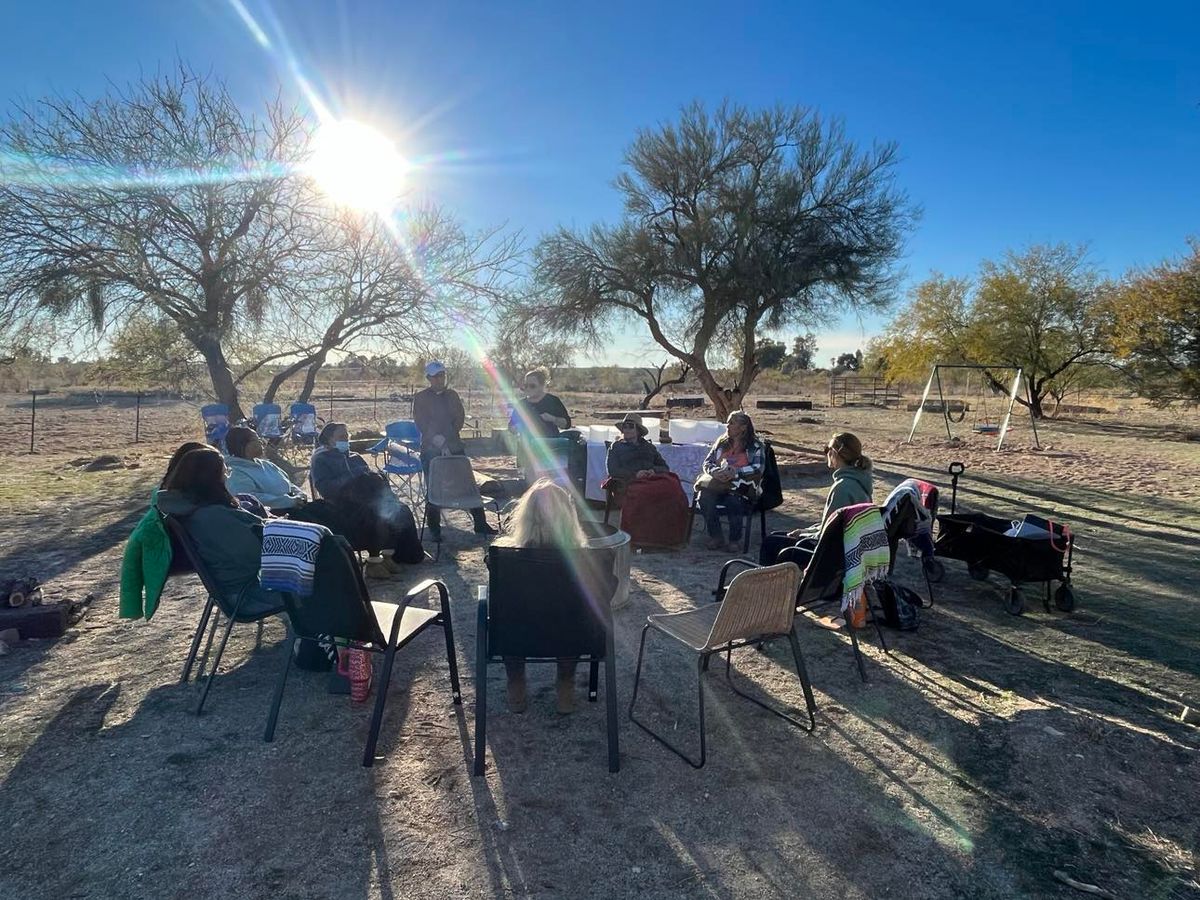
[[705, 535, 725, 551], [556, 672, 576, 715], [474, 521, 499, 536], [506, 672, 527, 713], [380, 551, 405, 574]]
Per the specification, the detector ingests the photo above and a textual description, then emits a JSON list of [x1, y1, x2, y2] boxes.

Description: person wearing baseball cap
[[412, 360, 497, 540], [605, 413, 668, 496]]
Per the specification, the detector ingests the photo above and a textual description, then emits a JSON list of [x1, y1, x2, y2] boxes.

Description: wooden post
[[28, 390, 37, 454], [135, 390, 142, 443], [372, 384, 378, 421], [328, 383, 334, 420]]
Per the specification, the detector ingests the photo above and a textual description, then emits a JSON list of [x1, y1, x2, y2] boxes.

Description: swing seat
[[974, 424, 1000, 434]]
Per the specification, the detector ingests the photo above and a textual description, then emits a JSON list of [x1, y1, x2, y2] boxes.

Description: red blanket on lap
[[618, 473, 690, 549]]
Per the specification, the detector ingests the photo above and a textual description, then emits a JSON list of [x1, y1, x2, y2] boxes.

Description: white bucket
[[584, 522, 633, 611]]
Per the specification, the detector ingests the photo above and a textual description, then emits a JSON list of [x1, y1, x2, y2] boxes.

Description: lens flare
[[306, 119, 409, 212]]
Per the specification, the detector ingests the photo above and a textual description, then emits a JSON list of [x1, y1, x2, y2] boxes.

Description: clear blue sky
[[3, 1, 1198, 365]]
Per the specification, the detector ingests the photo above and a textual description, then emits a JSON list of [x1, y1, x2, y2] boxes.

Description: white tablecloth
[[585, 440, 712, 503]]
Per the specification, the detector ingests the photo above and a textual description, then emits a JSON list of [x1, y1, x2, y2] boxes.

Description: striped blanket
[[840, 502, 891, 612], [260, 519, 330, 597]]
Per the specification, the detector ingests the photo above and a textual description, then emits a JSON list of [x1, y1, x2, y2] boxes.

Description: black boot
[[425, 504, 443, 542], [472, 507, 498, 536]]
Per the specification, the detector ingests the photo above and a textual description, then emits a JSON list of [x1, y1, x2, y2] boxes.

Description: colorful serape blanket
[[840, 502, 891, 612], [260, 519, 330, 597]]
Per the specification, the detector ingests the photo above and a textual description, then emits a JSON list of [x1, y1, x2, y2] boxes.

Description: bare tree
[[246, 207, 520, 403], [524, 102, 916, 419], [0, 64, 316, 418], [638, 360, 690, 409]]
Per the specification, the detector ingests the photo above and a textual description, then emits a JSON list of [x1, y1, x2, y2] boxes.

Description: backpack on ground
[[870, 580, 925, 631]]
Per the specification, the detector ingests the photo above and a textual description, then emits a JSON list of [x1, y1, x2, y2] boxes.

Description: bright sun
[[307, 119, 409, 212]]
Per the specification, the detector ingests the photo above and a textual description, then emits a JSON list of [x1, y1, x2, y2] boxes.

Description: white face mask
[[334, 440, 350, 453]]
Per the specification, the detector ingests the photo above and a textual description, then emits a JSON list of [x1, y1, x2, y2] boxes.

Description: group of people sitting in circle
[[125, 354, 878, 716]]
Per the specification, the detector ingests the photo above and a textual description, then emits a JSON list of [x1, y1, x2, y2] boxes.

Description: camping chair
[[420, 454, 502, 559], [686, 440, 782, 554], [367, 421, 424, 509], [475, 545, 620, 775], [251, 403, 283, 441], [200, 403, 231, 449], [717, 512, 886, 684], [882, 492, 937, 606], [163, 515, 281, 715], [287, 402, 321, 453], [263, 537, 461, 767], [628, 562, 817, 769]]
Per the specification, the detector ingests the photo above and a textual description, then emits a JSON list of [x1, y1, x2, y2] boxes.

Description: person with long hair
[[155, 447, 284, 618], [695, 411, 766, 550], [788, 431, 874, 539], [493, 478, 588, 714], [309, 422, 424, 576]]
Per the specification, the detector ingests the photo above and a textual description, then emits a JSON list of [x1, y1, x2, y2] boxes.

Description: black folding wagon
[[933, 462, 1076, 615]]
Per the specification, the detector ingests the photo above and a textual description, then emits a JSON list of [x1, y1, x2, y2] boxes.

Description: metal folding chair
[[475, 545, 620, 775], [628, 562, 817, 768], [420, 455, 501, 558], [263, 537, 461, 767], [163, 515, 281, 715]]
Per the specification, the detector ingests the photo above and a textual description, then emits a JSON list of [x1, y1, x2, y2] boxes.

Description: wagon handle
[[1048, 521, 1071, 555], [947, 461, 965, 514]]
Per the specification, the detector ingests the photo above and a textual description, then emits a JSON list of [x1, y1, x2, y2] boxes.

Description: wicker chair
[[628, 562, 817, 768]]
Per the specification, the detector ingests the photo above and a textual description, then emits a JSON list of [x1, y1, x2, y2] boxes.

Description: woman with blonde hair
[[787, 431, 874, 540], [494, 478, 588, 713]]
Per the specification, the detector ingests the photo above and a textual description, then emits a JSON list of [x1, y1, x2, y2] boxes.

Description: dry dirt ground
[[0, 393, 1198, 899]]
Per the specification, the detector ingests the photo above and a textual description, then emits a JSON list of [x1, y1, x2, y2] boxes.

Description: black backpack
[[870, 580, 925, 631]]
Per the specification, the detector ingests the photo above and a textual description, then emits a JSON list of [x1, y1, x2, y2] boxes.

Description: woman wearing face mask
[[310, 423, 424, 575]]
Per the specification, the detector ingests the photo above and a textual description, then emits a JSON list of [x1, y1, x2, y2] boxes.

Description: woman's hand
[[539, 412, 557, 423], [635, 469, 654, 479]]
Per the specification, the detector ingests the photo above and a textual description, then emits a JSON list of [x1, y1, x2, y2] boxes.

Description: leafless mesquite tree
[[527, 102, 917, 419], [246, 206, 522, 403], [0, 65, 316, 418]]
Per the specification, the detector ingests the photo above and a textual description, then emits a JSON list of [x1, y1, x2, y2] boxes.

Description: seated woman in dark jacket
[[605, 413, 669, 499], [156, 446, 284, 619], [309, 422, 424, 575]]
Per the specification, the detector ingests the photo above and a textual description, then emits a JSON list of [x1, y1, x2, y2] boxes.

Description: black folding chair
[[687, 440, 782, 554], [263, 536, 461, 767], [163, 515, 281, 715], [475, 545, 619, 775], [716, 513, 886, 683], [882, 492, 938, 606], [628, 562, 817, 768]]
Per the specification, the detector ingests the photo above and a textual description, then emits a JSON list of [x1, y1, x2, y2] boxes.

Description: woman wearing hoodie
[[789, 432, 874, 539]]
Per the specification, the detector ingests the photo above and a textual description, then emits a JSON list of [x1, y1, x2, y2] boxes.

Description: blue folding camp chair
[[288, 402, 320, 450], [200, 403, 230, 449], [367, 421, 424, 509], [252, 403, 283, 440]]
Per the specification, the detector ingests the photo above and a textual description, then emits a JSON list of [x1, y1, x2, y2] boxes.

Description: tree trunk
[[693, 363, 737, 421], [263, 355, 317, 404], [196, 335, 244, 420], [297, 349, 329, 404]]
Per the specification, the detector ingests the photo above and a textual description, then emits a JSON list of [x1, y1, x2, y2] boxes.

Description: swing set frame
[[906, 364, 1040, 450]]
